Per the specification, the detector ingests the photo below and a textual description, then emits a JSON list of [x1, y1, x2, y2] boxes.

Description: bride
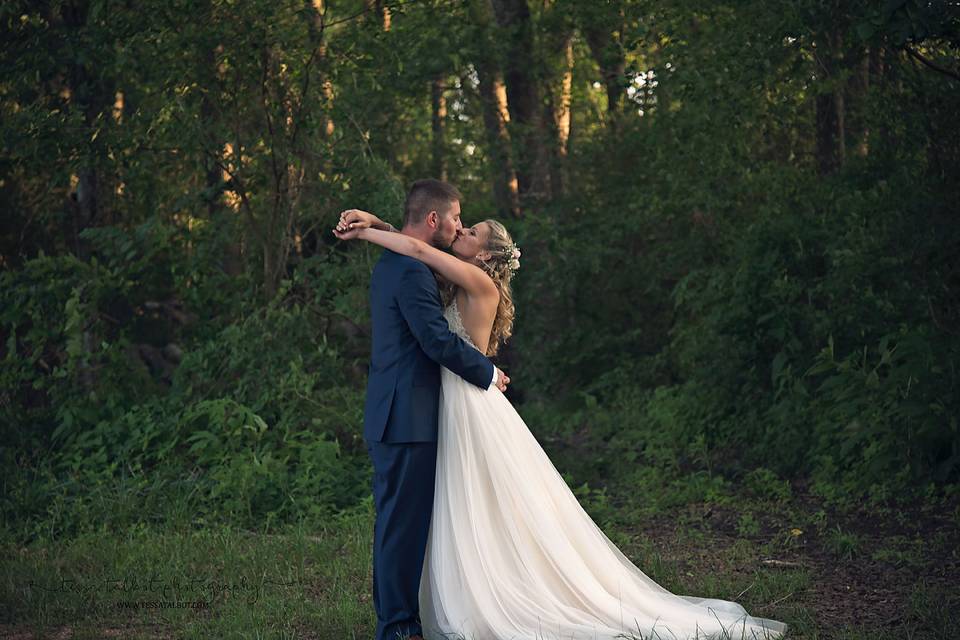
[[335, 209, 788, 640]]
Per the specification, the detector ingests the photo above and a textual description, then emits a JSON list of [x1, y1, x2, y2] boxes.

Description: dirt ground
[[633, 484, 960, 636]]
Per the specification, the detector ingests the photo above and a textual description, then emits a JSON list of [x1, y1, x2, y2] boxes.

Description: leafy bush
[[1, 223, 372, 542]]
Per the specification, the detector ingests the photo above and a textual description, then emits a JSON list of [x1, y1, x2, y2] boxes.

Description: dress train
[[418, 301, 788, 640]]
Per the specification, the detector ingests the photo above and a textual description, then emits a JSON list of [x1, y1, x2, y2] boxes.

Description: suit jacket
[[363, 248, 494, 443]]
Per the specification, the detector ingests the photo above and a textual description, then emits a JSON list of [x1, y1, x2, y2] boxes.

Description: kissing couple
[[333, 179, 787, 640]]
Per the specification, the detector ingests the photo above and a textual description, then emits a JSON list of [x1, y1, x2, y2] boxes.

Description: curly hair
[[437, 219, 517, 358], [475, 219, 516, 358]]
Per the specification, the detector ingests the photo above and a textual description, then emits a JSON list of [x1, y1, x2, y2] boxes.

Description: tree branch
[[905, 45, 960, 82]]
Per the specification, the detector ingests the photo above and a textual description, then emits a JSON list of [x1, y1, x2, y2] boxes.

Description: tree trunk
[[489, 0, 550, 202], [847, 44, 879, 159], [62, 0, 112, 259], [262, 0, 337, 299], [478, 65, 521, 218], [366, 0, 391, 31], [555, 34, 574, 159], [545, 31, 573, 199], [60, 0, 114, 392], [585, 19, 626, 117], [471, 0, 521, 217], [201, 44, 225, 217], [431, 76, 447, 180], [878, 47, 901, 154], [308, 0, 335, 137], [300, 0, 335, 260], [814, 21, 845, 175]]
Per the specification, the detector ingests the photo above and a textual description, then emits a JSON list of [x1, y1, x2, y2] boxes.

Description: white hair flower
[[505, 243, 521, 274]]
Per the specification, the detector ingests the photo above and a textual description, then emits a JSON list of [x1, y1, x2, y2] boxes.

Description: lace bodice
[[443, 298, 477, 349]]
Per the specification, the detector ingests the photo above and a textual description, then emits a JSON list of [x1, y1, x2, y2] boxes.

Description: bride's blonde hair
[[477, 219, 517, 357], [438, 219, 517, 358]]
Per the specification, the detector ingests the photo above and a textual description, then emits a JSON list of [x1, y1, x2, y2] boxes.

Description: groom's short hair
[[402, 179, 462, 228]]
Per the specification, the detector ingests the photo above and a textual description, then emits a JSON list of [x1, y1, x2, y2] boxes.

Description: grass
[[1, 506, 377, 639], [824, 525, 861, 561], [5, 486, 954, 640], [2, 451, 957, 638], [4, 489, 777, 639]]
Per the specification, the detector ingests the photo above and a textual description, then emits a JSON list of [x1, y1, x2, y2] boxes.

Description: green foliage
[[807, 328, 958, 488], [1, 234, 369, 541], [2, 0, 959, 545], [509, 3, 960, 497], [1, 253, 155, 443]]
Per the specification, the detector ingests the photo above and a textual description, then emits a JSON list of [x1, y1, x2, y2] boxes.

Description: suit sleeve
[[396, 263, 495, 390]]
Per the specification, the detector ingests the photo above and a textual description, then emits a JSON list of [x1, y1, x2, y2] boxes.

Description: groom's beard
[[430, 229, 453, 250]]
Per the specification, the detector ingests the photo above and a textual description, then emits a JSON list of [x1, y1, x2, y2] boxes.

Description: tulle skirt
[[418, 367, 788, 640]]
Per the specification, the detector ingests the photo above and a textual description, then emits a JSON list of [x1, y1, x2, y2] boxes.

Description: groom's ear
[[425, 210, 439, 228]]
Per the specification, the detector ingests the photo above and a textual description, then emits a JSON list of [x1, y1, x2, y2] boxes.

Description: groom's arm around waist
[[395, 261, 494, 389]]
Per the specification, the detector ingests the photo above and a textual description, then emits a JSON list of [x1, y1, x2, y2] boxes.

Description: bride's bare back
[[452, 286, 497, 355]]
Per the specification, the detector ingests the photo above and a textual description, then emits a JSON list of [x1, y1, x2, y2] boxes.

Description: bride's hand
[[333, 225, 364, 241], [336, 209, 384, 233], [333, 209, 373, 241]]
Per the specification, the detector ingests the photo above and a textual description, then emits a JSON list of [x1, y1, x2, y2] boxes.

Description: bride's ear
[[477, 249, 492, 262]]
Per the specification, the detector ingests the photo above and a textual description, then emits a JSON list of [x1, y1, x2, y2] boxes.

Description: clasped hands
[[333, 209, 376, 240]]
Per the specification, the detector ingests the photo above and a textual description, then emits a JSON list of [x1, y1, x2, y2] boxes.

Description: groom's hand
[[332, 211, 367, 240], [333, 209, 365, 240], [495, 367, 510, 392], [336, 209, 377, 232]]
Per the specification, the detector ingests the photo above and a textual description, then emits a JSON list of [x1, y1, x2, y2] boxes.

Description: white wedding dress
[[418, 299, 789, 640]]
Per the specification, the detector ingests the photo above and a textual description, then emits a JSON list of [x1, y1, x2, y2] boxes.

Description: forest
[[2, 0, 959, 638]]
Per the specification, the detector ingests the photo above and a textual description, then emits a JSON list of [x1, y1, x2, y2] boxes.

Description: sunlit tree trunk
[[366, 0, 391, 31], [545, 31, 573, 199], [489, 0, 550, 201], [555, 34, 574, 159], [478, 66, 521, 218], [471, 0, 521, 217]]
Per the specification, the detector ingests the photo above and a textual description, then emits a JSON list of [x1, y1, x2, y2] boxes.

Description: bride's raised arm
[[337, 209, 396, 233], [335, 224, 497, 301]]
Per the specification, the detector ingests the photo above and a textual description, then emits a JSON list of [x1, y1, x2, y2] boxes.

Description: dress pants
[[367, 439, 439, 640]]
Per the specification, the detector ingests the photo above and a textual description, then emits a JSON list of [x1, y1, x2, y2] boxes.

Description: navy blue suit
[[364, 248, 493, 640]]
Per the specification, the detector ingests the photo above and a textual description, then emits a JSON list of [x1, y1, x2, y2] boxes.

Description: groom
[[348, 179, 508, 640]]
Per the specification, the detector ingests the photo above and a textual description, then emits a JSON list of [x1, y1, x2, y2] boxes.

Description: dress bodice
[[444, 298, 477, 349]]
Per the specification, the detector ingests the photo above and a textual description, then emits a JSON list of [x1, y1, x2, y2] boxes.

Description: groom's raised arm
[[396, 262, 495, 390]]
